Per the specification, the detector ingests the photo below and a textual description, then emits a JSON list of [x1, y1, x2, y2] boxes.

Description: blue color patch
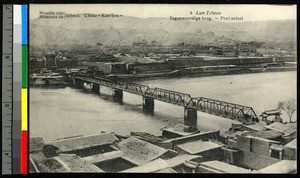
[[21, 5, 27, 45]]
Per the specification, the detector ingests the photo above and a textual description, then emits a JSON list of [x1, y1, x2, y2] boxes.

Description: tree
[[278, 99, 296, 123]]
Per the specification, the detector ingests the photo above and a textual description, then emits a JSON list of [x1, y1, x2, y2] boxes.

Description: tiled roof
[[264, 122, 297, 135], [241, 130, 283, 140], [116, 137, 168, 165]]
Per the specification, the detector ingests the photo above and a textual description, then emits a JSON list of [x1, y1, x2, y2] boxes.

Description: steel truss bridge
[[73, 74, 258, 124]]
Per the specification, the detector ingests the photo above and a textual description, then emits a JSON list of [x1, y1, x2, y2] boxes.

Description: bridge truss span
[[190, 97, 258, 123], [73, 74, 258, 123], [151, 88, 192, 107]]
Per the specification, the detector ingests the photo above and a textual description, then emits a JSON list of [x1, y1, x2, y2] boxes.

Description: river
[[30, 71, 296, 141]]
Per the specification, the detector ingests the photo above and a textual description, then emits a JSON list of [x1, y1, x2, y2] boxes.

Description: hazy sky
[[30, 4, 296, 21]]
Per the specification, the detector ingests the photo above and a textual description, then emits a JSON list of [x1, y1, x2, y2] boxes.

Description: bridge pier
[[113, 89, 123, 103], [91, 84, 100, 94], [184, 107, 197, 127], [143, 96, 154, 114]]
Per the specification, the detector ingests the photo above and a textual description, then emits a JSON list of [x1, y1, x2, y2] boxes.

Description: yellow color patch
[[21, 89, 28, 131]]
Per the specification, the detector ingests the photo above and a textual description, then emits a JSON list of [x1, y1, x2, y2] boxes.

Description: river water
[[30, 71, 296, 141]]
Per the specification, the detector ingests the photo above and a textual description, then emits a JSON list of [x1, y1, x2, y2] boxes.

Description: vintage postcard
[[29, 4, 297, 173]]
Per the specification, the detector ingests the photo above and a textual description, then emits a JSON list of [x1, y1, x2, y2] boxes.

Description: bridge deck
[[73, 74, 258, 124]]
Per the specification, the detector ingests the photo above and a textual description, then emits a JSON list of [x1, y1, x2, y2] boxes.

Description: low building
[[115, 137, 172, 166], [260, 109, 282, 124], [103, 62, 127, 74], [54, 154, 104, 172], [241, 130, 283, 142], [264, 122, 297, 135], [122, 154, 202, 173], [264, 122, 297, 144], [160, 124, 200, 139], [234, 134, 282, 169], [42, 133, 119, 158], [283, 139, 297, 160], [174, 140, 224, 161], [89, 53, 116, 62], [31, 153, 104, 172], [56, 59, 78, 68], [44, 53, 58, 67]]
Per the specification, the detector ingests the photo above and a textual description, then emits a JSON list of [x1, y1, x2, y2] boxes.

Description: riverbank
[[110, 66, 296, 82]]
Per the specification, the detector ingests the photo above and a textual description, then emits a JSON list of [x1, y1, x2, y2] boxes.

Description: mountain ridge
[[30, 16, 296, 48]]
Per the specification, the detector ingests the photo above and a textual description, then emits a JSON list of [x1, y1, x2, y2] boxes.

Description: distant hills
[[30, 16, 296, 49]]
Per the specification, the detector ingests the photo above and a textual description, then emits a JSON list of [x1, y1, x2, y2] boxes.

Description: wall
[[236, 135, 251, 151], [251, 138, 271, 156], [222, 147, 242, 165], [226, 138, 237, 148], [200, 149, 224, 162], [283, 147, 296, 160], [236, 135, 279, 157], [132, 62, 172, 74], [239, 150, 279, 170]]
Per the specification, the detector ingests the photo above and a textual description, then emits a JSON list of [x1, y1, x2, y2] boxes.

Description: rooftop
[[264, 122, 297, 135], [284, 139, 297, 149], [30, 137, 45, 153], [261, 109, 282, 116], [45, 133, 119, 152], [55, 154, 104, 172], [122, 154, 201, 173], [175, 140, 223, 155], [164, 154, 202, 168], [241, 130, 283, 140], [199, 160, 255, 173], [121, 158, 169, 173], [161, 124, 200, 137], [260, 160, 297, 173], [115, 137, 168, 165], [242, 123, 265, 132]]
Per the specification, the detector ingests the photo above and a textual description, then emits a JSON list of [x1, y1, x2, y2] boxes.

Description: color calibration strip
[[13, 4, 28, 174], [21, 4, 28, 174]]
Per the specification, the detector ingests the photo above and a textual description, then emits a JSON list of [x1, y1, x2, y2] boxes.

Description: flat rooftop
[[260, 160, 297, 173], [199, 160, 256, 173], [175, 140, 223, 155], [161, 124, 200, 137], [45, 133, 119, 152]]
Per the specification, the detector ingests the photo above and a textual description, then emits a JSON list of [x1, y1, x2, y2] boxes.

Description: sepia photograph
[[28, 4, 297, 173]]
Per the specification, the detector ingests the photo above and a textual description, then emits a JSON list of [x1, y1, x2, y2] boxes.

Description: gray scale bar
[[2, 4, 13, 175], [12, 6, 22, 174]]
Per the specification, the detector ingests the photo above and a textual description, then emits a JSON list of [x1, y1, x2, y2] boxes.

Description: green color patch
[[22, 45, 28, 88]]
